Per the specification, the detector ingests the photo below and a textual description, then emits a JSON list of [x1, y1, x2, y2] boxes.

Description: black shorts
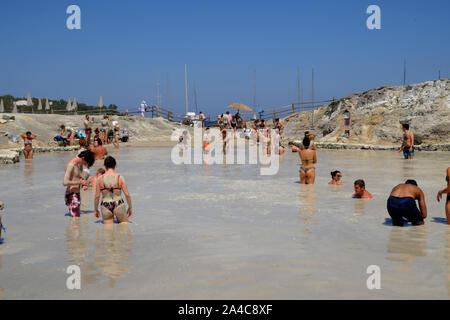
[[387, 196, 423, 226]]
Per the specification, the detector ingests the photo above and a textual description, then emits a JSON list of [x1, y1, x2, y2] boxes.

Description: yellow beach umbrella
[[226, 103, 253, 112]]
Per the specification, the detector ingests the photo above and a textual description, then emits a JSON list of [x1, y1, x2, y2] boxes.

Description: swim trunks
[[387, 196, 423, 226], [403, 146, 415, 157], [65, 192, 81, 217]]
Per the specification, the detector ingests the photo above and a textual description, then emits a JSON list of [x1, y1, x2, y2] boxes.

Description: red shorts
[[65, 192, 81, 217]]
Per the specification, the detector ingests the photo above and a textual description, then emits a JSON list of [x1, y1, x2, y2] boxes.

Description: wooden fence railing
[[2, 99, 334, 125]]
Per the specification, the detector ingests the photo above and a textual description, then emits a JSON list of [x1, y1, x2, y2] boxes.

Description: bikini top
[[99, 174, 122, 193], [24, 140, 32, 145]]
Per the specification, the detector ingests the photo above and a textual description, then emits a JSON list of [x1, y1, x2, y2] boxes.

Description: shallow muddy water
[[0, 146, 449, 299]]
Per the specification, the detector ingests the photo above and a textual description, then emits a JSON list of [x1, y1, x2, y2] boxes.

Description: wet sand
[[0, 146, 449, 299]]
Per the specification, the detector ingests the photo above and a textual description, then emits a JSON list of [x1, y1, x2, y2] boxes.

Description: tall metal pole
[[403, 60, 406, 85], [167, 74, 170, 111], [253, 69, 256, 111], [193, 82, 198, 114], [156, 80, 161, 106], [311, 68, 315, 128], [184, 64, 189, 114], [297, 66, 302, 104], [439, 70, 441, 80]]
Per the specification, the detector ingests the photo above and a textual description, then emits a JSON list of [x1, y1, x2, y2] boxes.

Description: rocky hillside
[[283, 79, 449, 145]]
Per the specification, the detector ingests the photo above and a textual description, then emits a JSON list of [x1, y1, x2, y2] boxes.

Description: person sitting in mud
[[437, 167, 450, 224], [288, 136, 317, 184], [60, 125, 75, 146], [329, 170, 345, 185], [63, 150, 95, 217], [352, 179, 373, 199], [0, 201, 4, 239], [94, 156, 133, 224], [398, 123, 415, 160], [21, 131, 37, 159], [387, 180, 427, 226], [92, 138, 108, 160]]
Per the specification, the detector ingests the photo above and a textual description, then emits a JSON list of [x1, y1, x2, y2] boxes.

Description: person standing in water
[[437, 167, 450, 224], [63, 150, 95, 217], [101, 116, 109, 144], [83, 115, 93, 145], [329, 170, 345, 185], [288, 136, 317, 184], [387, 180, 427, 226], [352, 180, 373, 199], [398, 123, 415, 160], [94, 156, 133, 224], [21, 131, 37, 159]]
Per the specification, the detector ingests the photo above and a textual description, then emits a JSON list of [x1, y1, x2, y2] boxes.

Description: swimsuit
[[403, 146, 415, 157], [101, 199, 124, 212], [387, 196, 423, 226], [65, 191, 81, 217], [300, 167, 314, 173], [99, 174, 127, 220]]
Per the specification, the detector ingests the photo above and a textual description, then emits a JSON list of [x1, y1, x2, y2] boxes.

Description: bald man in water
[[387, 180, 427, 226]]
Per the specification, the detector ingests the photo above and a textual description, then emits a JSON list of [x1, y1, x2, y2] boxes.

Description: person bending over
[[387, 180, 427, 226]]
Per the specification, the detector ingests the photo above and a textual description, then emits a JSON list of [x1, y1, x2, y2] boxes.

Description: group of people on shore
[[18, 115, 126, 161], [59, 115, 123, 149]]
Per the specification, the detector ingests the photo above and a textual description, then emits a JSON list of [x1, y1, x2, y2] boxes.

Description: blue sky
[[0, 0, 449, 115]]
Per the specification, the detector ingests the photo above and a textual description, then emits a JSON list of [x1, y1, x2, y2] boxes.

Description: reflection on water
[[93, 223, 133, 288], [65, 217, 134, 288], [354, 199, 368, 215], [24, 160, 33, 185], [298, 185, 317, 238], [386, 226, 427, 266], [445, 230, 450, 296], [65, 217, 99, 285], [0, 255, 4, 300]]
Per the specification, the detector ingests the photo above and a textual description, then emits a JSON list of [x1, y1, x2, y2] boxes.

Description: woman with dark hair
[[288, 136, 317, 184], [437, 167, 450, 224], [94, 156, 132, 224], [329, 170, 344, 185], [21, 131, 37, 159], [63, 150, 95, 217]]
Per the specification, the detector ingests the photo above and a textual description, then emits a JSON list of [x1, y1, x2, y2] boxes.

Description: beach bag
[[76, 129, 86, 139]]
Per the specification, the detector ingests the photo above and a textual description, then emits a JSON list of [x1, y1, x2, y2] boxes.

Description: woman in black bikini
[[21, 131, 37, 159], [437, 167, 450, 224]]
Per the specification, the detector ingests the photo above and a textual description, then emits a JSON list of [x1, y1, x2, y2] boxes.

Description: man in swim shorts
[[353, 179, 373, 199], [398, 123, 415, 159], [63, 150, 95, 217], [387, 180, 427, 226]]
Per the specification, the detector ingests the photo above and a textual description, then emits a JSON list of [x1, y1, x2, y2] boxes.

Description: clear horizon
[[1, 0, 449, 115]]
